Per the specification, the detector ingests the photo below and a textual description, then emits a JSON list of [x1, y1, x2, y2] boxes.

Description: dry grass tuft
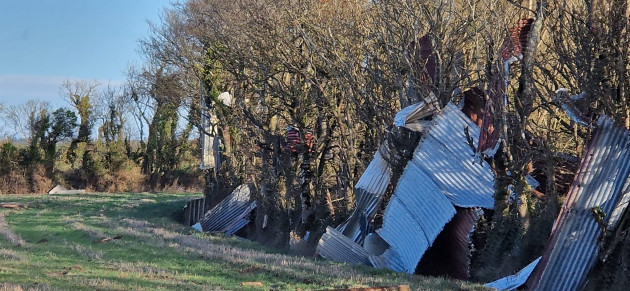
[[109, 261, 174, 279], [102, 218, 408, 288], [0, 248, 25, 261], [65, 219, 110, 242], [0, 283, 53, 291], [0, 212, 26, 247], [66, 242, 103, 260]]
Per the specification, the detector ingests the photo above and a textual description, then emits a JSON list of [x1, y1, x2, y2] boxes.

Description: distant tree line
[[1, 0, 628, 283], [0, 79, 201, 194]]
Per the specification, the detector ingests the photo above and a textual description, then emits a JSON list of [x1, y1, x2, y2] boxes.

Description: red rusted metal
[[501, 18, 534, 61], [461, 87, 499, 154], [407, 35, 436, 94], [416, 207, 481, 280], [418, 35, 436, 85], [461, 87, 485, 128]]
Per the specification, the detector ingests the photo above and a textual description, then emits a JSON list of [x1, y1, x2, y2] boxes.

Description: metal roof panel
[[412, 103, 495, 208], [316, 226, 371, 265], [531, 117, 630, 290]]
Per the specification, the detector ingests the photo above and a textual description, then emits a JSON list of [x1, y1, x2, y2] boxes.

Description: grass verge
[[0, 193, 489, 290]]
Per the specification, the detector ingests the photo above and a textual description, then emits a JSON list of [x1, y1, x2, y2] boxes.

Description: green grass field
[[0, 193, 489, 290]]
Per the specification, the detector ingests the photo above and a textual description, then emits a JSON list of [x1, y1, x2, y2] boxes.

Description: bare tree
[[2, 100, 50, 142], [59, 80, 100, 144]]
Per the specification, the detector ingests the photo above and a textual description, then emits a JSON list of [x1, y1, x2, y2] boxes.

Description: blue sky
[[0, 0, 172, 107]]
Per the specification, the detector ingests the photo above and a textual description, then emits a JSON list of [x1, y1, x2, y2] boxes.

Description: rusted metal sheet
[[416, 207, 482, 279], [501, 18, 534, 61], [412, 103, 495, 208], [406, 34, 436, 97], [461, 87, 486, 128], [461, 87, 501, 156], [528, 116, 630, 290], [479, 19, 534, 156], [198, 184, 256, 235], [317, 226, 371, 265]]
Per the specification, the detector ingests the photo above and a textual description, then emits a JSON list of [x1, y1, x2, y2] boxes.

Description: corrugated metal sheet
[[411, 103, 495, 208], [416, 207, 482, 279], [198, 184, 256, 235], [529, 116, 630, 290], [486, 257, 541, 291], [337, 149, 391, 242], [501, 18, 534, 61], [394, 92, 439, 127], [376, 160, 457, 273], [316, 226, 371, 265], [355, 149, 392, 201], [461, 87, 485, 128], [224, 218, 251, 236], [338, 98, 437, 242], [608, 181, 630, 231], [183, 197, 206, 226], [321, 101, 495, 274]]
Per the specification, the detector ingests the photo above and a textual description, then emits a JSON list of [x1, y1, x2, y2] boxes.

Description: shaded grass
[[0, 193, 489, 290]]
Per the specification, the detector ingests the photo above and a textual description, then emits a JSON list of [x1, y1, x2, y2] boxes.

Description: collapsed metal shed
[[527, 116, 630, 290], [196, 184, 257, 235], [317, 100, 496, 275], [337, 97, 439, 243]]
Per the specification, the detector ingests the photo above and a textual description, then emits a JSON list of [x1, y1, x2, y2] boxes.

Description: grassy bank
[[0, 193, 488, 290]]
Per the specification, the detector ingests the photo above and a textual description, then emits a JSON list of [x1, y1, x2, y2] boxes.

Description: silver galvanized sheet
[[317, 226, 371, 265], [375, 160, 456, 273], [198, 184, 256, 235], [337, 149, 392, 242], [412, 103, 495, 208], [532, 116, 630, 291]]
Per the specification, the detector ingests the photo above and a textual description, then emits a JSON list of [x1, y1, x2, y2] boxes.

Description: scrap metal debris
[[48, 185, 86, 194], [196, 184, 256, 236], [527, 116, 630, 290], [318, 100, 496, 275], [486, 257, 541, 291], [317, 226, 371, 265]]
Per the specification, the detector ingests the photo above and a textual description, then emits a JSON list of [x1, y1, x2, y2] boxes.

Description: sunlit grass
[[0, 193, 489, 290]]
